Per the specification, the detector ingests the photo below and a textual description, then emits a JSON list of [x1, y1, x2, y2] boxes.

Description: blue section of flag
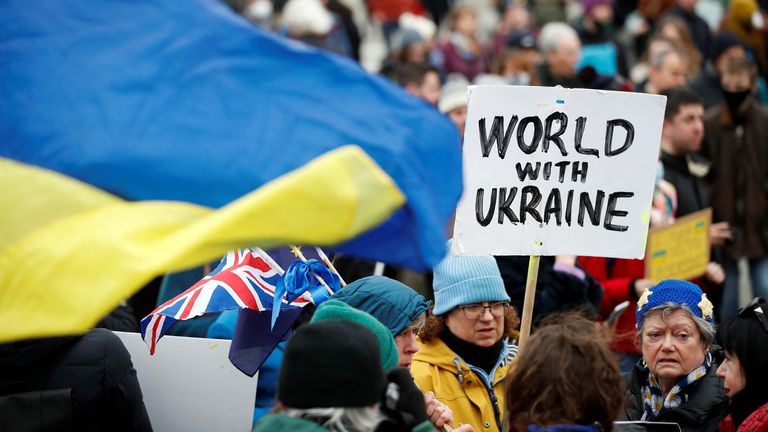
[[0, 0, 461, 270], [229, 308, 302, 377]]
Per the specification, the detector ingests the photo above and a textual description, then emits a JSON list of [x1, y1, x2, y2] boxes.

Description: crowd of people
[[222, 0, 768, 319], [2, 0, 768, 431], [4, 261, 768, 431]]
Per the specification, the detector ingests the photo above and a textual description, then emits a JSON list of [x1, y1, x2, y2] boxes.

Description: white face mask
[[245, 0, 273, 22], [752, 11, 765, 30]]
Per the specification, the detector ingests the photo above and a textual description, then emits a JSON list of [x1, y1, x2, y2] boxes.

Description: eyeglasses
[[460, 302, 509, 320], [738, 297, 768, 335]]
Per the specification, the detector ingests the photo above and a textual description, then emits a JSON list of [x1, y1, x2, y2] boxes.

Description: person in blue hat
[[411, 242, 519, 432], [620, 279, 729, 431]]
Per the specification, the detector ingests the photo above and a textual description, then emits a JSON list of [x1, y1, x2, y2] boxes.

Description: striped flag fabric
[[0, 0, 461, 343], [140, 249, 310, 354]]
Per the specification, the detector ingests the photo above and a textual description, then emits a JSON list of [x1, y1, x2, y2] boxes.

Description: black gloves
[[377, 368, 428, 432]]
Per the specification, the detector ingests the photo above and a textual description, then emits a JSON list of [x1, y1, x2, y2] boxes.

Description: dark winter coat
[[621, 360, 729, 432], [0, 328, 152, 432], [660, 151, 709, 219], [663, 6, 712, 63], [702, 102, 768, 260], [496, 256, 603, 326]]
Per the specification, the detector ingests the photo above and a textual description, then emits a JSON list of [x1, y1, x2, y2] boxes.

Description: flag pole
[[517, 255, 540, 350], [315, 247, 346, 287], [253, 248, 285, 275], [290, 245, 334, 296]]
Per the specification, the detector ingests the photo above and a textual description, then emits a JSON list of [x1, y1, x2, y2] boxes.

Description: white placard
[[115, 331, 258, 432], [453, 85, 665, 259]]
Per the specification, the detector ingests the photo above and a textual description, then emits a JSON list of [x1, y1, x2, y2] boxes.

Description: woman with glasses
[[716, 297, 768, 432], [411, 242, 520, 432], [620, 279, 729, 431]]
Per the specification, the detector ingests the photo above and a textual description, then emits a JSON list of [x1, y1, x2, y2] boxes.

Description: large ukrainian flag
[[0, 0, 462, 342]]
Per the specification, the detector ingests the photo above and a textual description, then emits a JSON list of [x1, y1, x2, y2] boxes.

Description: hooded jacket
[[621, 360, 728, 432], [331, 275, 430, 336], [411, 336, 514, 432]]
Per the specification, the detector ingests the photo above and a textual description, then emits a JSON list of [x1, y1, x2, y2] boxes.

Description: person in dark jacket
[[716, 297, 768, 431], [620, 279, 728, 432], [662, 0, 711, 61], [496, 255, 603, 327], [701, 57, 768, 319], [657, 87, 726, 297], [0, 328, 152, 432], [536, 22, 582, 88], [689, 32, 750, 110]]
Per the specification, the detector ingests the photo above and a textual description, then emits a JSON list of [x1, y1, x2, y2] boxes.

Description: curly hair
[[506, 313, 623, 432], [418, 305, 520, 342]]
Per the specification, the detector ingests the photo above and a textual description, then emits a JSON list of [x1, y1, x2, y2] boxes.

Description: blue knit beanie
[[636, 279, 715, 328], [432, 241, 510, 316]]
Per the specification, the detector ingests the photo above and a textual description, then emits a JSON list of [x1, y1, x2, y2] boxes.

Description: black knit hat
[[278, 320, 385, 408], [711, 32, 744, 61]]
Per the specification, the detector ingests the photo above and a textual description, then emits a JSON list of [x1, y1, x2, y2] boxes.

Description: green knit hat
[[310, 299, 399, 370]]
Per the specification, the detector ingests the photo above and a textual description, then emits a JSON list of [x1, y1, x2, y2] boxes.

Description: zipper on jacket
[[468, 364, 502, 430], [469, 341, 510, 430]]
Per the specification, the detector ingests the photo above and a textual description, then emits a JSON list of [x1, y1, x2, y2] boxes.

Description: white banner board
[[116, 332, 258, 432], [453, 86, 665, 259]]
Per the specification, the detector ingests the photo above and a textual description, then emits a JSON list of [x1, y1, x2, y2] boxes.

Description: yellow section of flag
[[0, 145, 405, 342]]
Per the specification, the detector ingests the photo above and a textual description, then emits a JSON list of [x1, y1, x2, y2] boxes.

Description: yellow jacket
[[411, 337, 516, 432]]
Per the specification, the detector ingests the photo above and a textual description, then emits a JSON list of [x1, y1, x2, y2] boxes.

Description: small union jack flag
[[140, 248, 309, 354]]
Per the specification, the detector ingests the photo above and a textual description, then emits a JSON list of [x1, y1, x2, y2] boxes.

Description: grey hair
[[649, 47, 687, 69], [637, 302, 716, 348], [538, 22, 579, 53], [282, 406, 384, 432]]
